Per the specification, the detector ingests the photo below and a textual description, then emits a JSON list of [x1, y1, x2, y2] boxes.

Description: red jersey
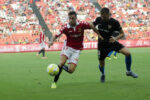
[[56, 21, 91, 50], [40, 32, 45, 43]]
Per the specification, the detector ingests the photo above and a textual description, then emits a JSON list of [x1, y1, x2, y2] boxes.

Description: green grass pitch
[[0, 47, 150, 100]]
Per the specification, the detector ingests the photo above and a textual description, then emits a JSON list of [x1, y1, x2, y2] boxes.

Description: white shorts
[[61, 44, 81, 65], [40, 42, 46, 49]]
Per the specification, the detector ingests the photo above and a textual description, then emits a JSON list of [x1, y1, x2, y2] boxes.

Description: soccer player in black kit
[[93, 8, 138, 82]]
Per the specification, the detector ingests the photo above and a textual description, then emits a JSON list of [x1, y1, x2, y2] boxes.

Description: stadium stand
[[0, 0, 149, 44]]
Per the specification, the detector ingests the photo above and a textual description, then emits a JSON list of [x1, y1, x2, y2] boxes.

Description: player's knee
[[99, 60, 104, 67], [59, 63, 65, 68], [125, 52, 131, 56], [68, 69, 75, 74]]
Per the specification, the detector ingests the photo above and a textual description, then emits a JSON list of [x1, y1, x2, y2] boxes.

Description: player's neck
[[69, 23, 76, 27]]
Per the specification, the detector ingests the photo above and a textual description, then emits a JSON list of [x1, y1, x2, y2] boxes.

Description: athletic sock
[[114, 51, 117, 56], [63, 65, 69, 72], [54, 65, 63, 83], [42, 50, 45, 57], [125, 55, 132, 72], [107, 51, 113, 57]]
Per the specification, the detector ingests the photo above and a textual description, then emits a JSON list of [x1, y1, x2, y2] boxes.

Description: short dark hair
[[68, 11, 77, 17], [100, 7, 110, 14]]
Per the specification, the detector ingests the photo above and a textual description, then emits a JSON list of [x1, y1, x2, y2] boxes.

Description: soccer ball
[[47, 64, 59, 76]]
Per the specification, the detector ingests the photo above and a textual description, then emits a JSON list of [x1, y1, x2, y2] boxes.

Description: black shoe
[[126, 71, 138, 78], [101, 74, 105, 83]]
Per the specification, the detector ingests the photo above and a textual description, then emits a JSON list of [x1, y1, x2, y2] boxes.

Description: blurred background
[[0, 0, 149, 45]]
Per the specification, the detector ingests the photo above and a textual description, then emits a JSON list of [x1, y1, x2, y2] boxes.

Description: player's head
[[68, 11, 77, 27], [100, 7, 111, 21]]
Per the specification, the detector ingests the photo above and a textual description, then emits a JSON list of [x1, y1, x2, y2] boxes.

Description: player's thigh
[[68, 50, 81, 66], [119, 47, 131, 56], [98, 48, 111, 61], [60, 46, 71, 58], [59, 54, 68, 67], [99, 59, 105, 67]]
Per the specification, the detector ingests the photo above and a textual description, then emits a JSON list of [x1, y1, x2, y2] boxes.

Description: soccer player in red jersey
[[36, 28, 47, 59], [49, 11, 103, 88]]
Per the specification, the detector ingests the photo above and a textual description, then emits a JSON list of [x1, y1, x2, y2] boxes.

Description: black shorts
[[98, 41, 124, 60]]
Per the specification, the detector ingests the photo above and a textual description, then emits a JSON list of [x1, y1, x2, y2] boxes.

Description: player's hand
[[109, 36, 116, 43], [99, 36, 104, 41], [98, 35, 104, 40]]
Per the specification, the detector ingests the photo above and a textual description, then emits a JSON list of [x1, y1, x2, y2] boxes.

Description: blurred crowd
[[0, 0, 149, 44], [99, 0, 150, 40]]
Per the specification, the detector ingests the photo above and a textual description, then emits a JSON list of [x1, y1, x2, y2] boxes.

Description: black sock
[[39, 50, 43, 54], [54, 65, 63, 83], [125, 55, 131, 72], [42, 50, 45, 57], [63, 65, 69, 73]]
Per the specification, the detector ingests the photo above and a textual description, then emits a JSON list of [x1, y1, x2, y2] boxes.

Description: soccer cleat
[[106, 57, 111, 60], [36, 53, 39, 56], [42, 57, 48, 59], [126, 71, 138, 78], [113, 56, 117, 59], [51, 82, 57, 88], [101, 74, 105, 83]]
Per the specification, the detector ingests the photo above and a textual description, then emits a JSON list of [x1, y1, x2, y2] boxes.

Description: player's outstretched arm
[[89, 22, 104, 40], [48, 36, 57, 48]]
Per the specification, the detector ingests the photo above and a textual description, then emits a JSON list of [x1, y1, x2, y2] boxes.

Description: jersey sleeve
[[81, 21, 91, 29], [93, 17, 99, 26], [55, 26, 66, 37], [114, 20, 122, 31]]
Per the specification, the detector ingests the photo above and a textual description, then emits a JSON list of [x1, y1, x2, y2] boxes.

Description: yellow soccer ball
[[47, 64, 59, 76]]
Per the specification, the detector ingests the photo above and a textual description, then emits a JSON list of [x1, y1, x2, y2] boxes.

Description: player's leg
[[41, 48, 47, 59], [42, 48, 45, 57], [107, 50, 113, 57], [98, 49, 110, 82], [119, 47, 138, 78], [37, 42, 44, 56], [63, 63, 77, 73], [106, 50, 113, 60], [114, 51, 117, 56], [54, 55, 68, 82], [63, 49, 80, 73], [37, 49, 43, 56], [113, 51, 117, 59], [40, 43, 47, 59], [51, 42, 70, 88], [99, 59, 105, 82], [51, 55, 68, 88]]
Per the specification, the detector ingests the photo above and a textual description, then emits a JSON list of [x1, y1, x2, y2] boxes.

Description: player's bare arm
[[89, 22, 104, 40], [109, 29, 124, 43], [48, 35, 57, 48]]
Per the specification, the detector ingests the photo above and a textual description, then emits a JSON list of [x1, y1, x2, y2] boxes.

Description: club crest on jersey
[[108, 25, 112, 29], [78, 28, 82, 32]]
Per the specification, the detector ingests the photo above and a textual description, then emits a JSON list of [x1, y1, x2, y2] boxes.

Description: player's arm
[[48, 26, 65, 48], [109, 20, 124, 43], [48, 35, 57, 48], [109, 29, 124, 43], [115, 29, 124, 40], [89, 22, 104, 40]]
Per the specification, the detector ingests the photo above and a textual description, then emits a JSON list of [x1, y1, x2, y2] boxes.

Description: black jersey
[[93, 17, 122, 48]]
